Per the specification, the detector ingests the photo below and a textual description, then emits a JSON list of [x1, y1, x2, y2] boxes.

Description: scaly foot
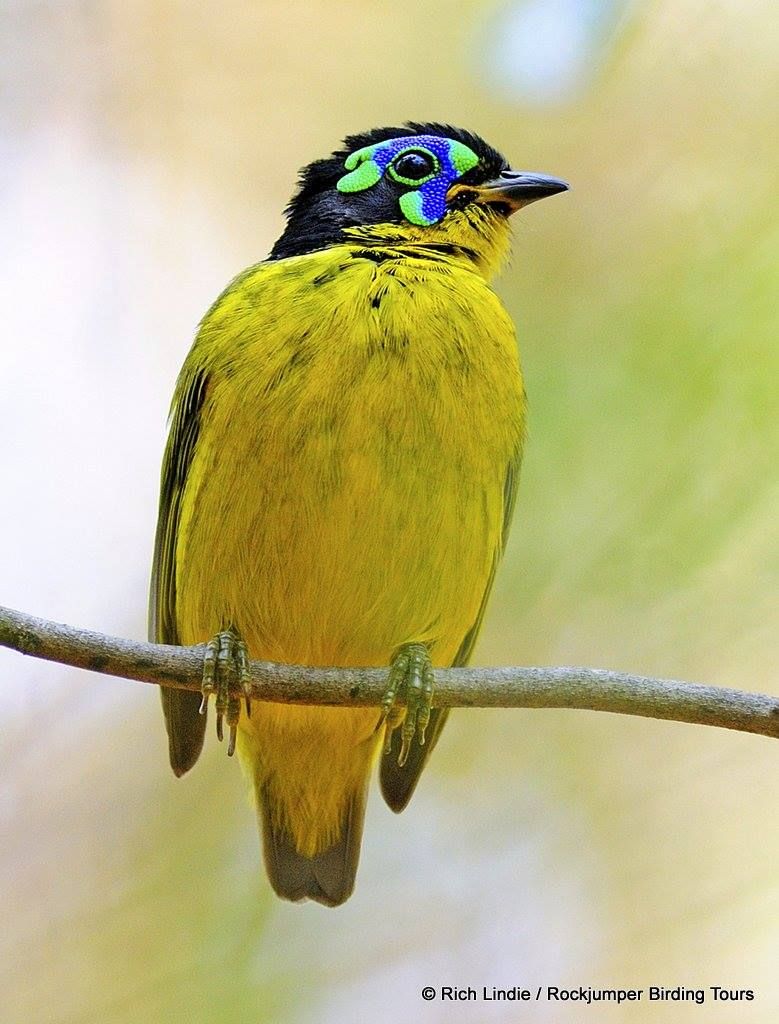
[[199, 628, 252, 757], [381, 643, 434, 768]]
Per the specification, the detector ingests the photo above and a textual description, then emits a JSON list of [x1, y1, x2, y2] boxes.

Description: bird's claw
[[199, 628, 252, 757], [381, 643, 434, 767]]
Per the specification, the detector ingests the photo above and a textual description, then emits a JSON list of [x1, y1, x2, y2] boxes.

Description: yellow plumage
[[178, 211, 522, 845], [150, 125, 565, 905]]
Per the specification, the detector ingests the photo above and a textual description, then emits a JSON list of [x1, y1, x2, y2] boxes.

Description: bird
[[149, 122, 567, 907]]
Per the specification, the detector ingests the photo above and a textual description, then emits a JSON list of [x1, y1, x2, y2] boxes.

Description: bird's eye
[[388, 149, 438, 185]]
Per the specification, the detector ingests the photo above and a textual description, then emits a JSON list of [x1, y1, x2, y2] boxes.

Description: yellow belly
[[172, 245, 525, 853]]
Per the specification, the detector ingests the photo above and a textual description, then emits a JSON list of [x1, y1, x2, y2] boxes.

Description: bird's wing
[[149, 364, 210, 776], [380, 450, 522, 812]]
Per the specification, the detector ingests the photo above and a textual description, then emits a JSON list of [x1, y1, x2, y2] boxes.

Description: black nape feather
[[269, 122, 509, 260]]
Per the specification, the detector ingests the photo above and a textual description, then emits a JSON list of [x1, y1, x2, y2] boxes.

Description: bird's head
[[270, 123, 568, 276]]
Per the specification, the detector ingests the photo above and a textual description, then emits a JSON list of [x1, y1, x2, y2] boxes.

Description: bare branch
[[0, 604, 776, 739]]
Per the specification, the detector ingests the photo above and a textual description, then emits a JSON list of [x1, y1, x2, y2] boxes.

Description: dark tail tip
[[259, 783, 368, 907], [265, 841, 356, 907]]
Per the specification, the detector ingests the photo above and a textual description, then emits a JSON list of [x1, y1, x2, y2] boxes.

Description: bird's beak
[[448, 170, 569, 214]]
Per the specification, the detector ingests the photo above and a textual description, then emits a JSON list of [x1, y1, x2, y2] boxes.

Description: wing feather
[[149, 366, 209, 776]]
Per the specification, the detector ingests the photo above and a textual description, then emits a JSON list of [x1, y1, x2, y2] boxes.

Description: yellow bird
[[149, 123, 567, 906]]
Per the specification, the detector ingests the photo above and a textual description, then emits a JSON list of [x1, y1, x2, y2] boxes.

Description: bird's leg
[[381, 642, 434, 768], [199, 627, 252, 757]]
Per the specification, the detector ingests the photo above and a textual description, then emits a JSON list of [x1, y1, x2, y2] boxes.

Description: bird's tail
[[238, 710, 378, 907], [258, 776, 370, 907]]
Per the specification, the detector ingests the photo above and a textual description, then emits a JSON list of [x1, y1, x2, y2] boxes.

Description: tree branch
[[0, 604, 776, 739]]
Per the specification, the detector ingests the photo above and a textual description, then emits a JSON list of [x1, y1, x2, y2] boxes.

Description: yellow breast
[[174, 243, 525, 670], [169, 236, 525, 855]]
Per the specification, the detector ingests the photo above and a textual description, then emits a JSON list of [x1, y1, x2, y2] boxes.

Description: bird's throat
[[343, 205, 513, 281]]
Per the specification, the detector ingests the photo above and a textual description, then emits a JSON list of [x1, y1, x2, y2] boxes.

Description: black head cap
[[270, 122, 509, 259]]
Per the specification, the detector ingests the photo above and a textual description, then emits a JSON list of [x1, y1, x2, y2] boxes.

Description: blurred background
[[1, 1, 777, 1021]]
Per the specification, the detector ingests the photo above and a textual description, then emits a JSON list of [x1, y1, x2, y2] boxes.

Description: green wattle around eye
[[334, 135, 481, 221], [399, 190, 436, 227], [387, 148, 439, 187], [337, 158, 382, 193], [447, 140, 480, 175], [343, 144, 377, 170]]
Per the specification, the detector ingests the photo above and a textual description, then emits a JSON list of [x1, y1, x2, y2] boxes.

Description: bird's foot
[[199, 628, 252, 757], [381, 642, 434, 768]]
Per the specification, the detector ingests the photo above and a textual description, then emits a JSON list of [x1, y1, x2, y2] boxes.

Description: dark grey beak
[[463, 170, 569, 213]]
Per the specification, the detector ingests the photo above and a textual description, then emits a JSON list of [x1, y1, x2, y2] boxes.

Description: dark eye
[[389, 149, 437, 184]]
